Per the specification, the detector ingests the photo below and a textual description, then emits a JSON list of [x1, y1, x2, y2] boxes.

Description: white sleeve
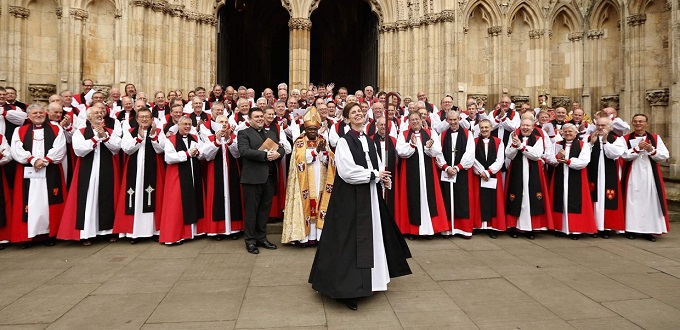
[[199, 139, 220, 161], [603, 136, 626, 160], [335, 138, 375, 184], [522, 137, 545, 161], [121, 129, 142, 155], [5, 110, 27, 126], [0, 136, 12, 165], [567, 142, 591, 170], [164, 139, 188, 164], [459, 132, 476, 169], [650, 136, 670, 162], [396, 132, 415, 158], [488, 141, 505, 174], [71, 129, 96, 157], [424, 130, 442, 158]]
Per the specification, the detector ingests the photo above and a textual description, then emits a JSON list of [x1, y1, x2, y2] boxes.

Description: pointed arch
[[549, 3, 583, 33], [507, 0, 543, 30], [628, 0, 656, 14], [590, 0, 622, 29], [463, 0, 502, 28]]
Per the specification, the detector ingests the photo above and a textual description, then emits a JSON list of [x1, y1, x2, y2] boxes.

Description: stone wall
[[0, 0, 679, 177]]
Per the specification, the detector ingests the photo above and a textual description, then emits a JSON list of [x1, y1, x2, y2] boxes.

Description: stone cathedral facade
[[0, 0, 679, 177]]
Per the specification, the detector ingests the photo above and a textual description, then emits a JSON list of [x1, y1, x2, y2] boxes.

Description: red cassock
[[505, 128, 554, 230], [113, 128, 166, 235], [0, 135, 13, 242], [470, 136, 506, 231], [394, 128, 450, 235], [267, 123, 286, 219], [159, 134, 207, 243], [58, 126, 121, 241], [11, 124, 67, 242], [550, 140, 596, 234], [204, 134, 244, 234]]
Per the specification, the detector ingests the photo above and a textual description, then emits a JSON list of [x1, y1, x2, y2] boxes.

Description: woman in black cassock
[[308, 102, 411, 310]]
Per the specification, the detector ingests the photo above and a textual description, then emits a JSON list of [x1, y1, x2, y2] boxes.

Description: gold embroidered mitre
[[303, 106, 321, 128]]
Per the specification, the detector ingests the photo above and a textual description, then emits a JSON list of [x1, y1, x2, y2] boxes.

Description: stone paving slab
[[0, 231, 679, 329]]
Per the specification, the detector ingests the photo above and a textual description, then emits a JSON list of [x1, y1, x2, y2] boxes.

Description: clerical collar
[[33, 124, 44, 129], [182, 135, 188, 139], [347, 129, 362, 138], [264, 124, 271, 129], [450, 128, 459, 133], [635, 132, 646, 137], [377, 135, 386, 141]]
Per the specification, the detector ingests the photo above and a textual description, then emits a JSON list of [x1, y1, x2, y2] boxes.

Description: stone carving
[[568, 32, 584, 41], [131, 0, 150, 7], [646, 88, 670, 106], [422, 13, 439, 26], [150, 0, 168, 12], [167, 5, 184, 17], [288, 18, 312, 31], [379, 23, 396, 33], [488, 26, 502, 36], [440, 10, 455, 23], [529, 29, 545, 39], [55, 8, 63, 19], [28, 84, 57, 102], [507, 26, 512, 35], [8, 6, 30, 19], [93, 85, 111, 99], [467, 94, 488, 105], [70, 8, 89, 20], [114, 9, 122, 18], [551, 96, 571, 108], [396, 20, 409, 31], [666, 0, 672, 11], [626, 14, 647, 26], [600, 95, 620, 110], [408, 17, 421, 28], [587, 29, 604, 39], [281, 0, 292, 15], [511, 95, 530, 106]]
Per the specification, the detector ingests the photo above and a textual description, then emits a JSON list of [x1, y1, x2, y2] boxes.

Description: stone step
[[267, 221, 283, 235]]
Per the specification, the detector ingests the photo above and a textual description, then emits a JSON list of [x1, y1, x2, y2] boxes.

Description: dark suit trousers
[[242, 177, 276, 244]]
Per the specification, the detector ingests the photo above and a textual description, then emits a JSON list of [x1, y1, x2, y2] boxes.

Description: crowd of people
[[0, 81, 671, 309]]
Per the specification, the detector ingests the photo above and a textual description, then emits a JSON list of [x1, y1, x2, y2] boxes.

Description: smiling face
[[446, 111, 460, 131], [520, 118, 534, 136], [347, 105, 364, 128], [249, 109, 265, 130], [479, 120, 492, 138], [409, 112, 423, 131], [632, 115, 648, 134]]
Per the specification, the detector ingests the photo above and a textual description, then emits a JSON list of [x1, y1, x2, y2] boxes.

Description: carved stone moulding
[[70, 8, 89, 20], [568, 32, 584, 41], [440, 10, 455, 23], [600, 94, 620, 110], [288, 18, 312, 31], [626, 14, 647, 26], [529, 29, 545, 39], [467, 94, 488, 105], [586, 29, 604, 39], [646, 88, 670, 107], [8, 5, 30, 19], [28, 84, 57, 102], [551, 96, 571, 109], [487, 26, 502, 36], [93, 84, 112, 99], [511, 95, 530, 106]]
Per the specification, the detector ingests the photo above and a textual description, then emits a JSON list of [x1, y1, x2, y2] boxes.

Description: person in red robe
[[200, 115, 243, 240], [436, 110, 477, 238], [471, 119, 506, 238], [0, 133, 11, 249], [585, 117, 626, 238], [10, 104, 67, 248], [547, 123, 596, 239], [58, 103, 121, 245], [505, 118, 554, 239], [394, 112, 449, 239], [159, 116, 206, 245], [113, 107, 166, 243]]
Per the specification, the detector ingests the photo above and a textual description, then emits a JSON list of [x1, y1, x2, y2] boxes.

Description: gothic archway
[[216, 0, 290, 93], [309, 0, 379, 93]]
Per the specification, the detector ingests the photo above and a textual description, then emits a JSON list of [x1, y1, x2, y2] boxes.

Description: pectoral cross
[[127, 188, 135, 208], [145, 185, 155, 206]]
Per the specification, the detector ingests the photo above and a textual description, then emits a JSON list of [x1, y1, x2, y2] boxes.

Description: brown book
[[258, 137, 279, 151]]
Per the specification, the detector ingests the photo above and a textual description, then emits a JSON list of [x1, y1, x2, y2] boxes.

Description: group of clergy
[[0, 82, 670, 249]]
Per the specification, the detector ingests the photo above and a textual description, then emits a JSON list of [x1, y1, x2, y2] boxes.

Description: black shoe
[[488, 231, 497, 239], [424, 236, 433, 240], [246, 243, 260, 254], [230, 234, 240, 240], [600, 231, 610, 239], [526, 233, 535, 240], [44, 239, 56, 246], [626, 233, 637, 240], [643, 234, 657, 242], [407, 235, 416, 241], [21, 243, 33, 249], [0, 244, 6, 250], [214, 236, 224, 241], [570, 234, 580, 240], [341, 299, 358, 311], [256, 240, 277, 250], [152, 236, 159, 242], [509, 231, 518, 238], [442, 235, 450, 239], [130, 239, 138, 245]]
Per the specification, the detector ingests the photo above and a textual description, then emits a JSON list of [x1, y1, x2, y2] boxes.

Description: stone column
[[626, 14, 647, 120], [670, 0, 680, 178], [488, 25, 502, 101], [396, 21, 408, 93], [69, 8, 88, 92], [440, 10, 455, 102], [288, 17, 311, 90], [168, 6, 182, 90], [6, 6, 30, 96]]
